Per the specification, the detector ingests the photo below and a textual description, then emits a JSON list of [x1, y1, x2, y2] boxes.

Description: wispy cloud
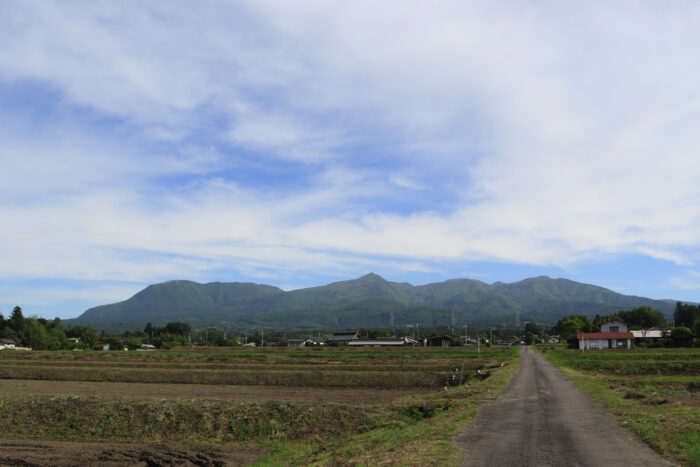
[[1, 2, 700, 316]]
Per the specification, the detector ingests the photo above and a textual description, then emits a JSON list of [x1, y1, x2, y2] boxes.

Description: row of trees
[[0, 307, 243, 351], [0, 306, 98, 350]]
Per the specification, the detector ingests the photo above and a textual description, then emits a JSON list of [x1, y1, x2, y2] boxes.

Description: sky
[[2, 1, 700, 320]]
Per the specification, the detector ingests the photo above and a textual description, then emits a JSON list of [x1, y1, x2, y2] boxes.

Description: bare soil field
[[0, 347, 518, 465], [0, 438, 270, 466], [0, 379, 431, 403]]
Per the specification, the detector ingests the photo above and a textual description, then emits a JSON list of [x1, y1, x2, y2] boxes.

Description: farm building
[[348, 337, 420, 347], [424, 335, 457, 347], [328, 331, 359, 344], [287, 339, 306, 347], [631, 328, 668, 343], [577, 322, 634, 350], [0, 338, 16, 350]]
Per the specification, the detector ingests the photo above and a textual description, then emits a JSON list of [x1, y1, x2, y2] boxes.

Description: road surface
[[455, 346, 674, 466]]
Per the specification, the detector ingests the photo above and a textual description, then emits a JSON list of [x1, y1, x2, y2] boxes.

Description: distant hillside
[[66, 273, 675, 332]]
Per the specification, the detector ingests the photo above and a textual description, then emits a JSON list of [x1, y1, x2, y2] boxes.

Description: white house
[[0, 338, 16, 350], [578, 321, 634, 350]]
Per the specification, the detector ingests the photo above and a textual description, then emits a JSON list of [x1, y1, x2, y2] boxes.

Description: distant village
[[1, 304, 697, 351]]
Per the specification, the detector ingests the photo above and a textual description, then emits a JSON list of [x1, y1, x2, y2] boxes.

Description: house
[[577, 321, 634, 350], [264, 337, 283, 347], [547, 335, 562, 344], [305, 337, 326, 346], [67, 337, 80, 344], [287, 338, 306, 347], [0, 338, 16, 350], [328, 331, 360, 345]]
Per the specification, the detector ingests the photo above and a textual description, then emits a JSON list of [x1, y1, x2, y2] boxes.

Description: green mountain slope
[[67, 273, 676, 332]]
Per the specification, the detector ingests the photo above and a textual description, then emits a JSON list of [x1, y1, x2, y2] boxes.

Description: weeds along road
[[455, 346, 674, 467]]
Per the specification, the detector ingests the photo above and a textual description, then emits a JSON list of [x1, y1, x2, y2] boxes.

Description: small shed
[[424, 335, 457, 347]]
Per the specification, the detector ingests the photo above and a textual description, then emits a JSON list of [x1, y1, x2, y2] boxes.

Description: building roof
[[328, 331, 359, 341], [577, 332, 634, 339], [348, 339, 407, 346], [0, 338, 16, 345], [630, 330, 666, 338]]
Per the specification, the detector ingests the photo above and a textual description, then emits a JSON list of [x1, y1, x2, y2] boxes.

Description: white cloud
[[1, 1, 700, 311]]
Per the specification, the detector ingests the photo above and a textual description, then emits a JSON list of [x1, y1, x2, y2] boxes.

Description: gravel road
[[455, 346, 674, 466]]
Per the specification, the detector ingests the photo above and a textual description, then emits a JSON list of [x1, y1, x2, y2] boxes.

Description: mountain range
[[66, 274, 676, 332]]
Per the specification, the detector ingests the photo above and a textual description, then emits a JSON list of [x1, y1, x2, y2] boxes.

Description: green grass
[[542, 348, 699, 466]]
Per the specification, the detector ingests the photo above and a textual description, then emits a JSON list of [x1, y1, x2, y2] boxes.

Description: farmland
[[541, 347, 700, 466], [0, 346, 519, 466]]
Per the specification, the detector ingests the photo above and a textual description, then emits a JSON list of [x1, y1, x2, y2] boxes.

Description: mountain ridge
[[66, 273, 675, 332]]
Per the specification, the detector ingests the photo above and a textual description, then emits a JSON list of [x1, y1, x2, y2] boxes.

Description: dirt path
[[455, 346, 674, 466], [0, 438, 270, 466]]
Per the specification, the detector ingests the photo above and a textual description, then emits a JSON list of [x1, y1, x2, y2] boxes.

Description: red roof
[[577, 332, 634, 339]]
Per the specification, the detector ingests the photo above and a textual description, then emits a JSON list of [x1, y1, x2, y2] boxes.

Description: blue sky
[[2, 1, 700, 319]]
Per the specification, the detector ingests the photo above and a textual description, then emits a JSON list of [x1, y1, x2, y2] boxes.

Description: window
[[609, 326, 619, 333]]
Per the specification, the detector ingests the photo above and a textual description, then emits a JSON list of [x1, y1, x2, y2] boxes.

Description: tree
[[20, 318, 45, 349], [9, 306, 24, 332], [524, 322, 539, 335], [164, 322, 192, 337], [65, 324, 98, 349], [552, 315, 594, 348], [618, 306, 666, 330], [674, 302, 698, 329]]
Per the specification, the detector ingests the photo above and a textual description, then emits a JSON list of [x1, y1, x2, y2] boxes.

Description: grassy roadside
[[540, 349, 699, 467], [256, 350, 521, 466]]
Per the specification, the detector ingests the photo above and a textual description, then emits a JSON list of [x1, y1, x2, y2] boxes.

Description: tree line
[[0, 306, 241, 350]]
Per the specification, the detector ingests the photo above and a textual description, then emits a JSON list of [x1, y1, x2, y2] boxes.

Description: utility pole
[[451, 307, 456, 333], [261, 329, 264, 348], [464, 323, 468, 344]]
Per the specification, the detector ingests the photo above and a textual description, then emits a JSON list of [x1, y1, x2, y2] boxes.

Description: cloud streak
[[2, 1, 700, 316]]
